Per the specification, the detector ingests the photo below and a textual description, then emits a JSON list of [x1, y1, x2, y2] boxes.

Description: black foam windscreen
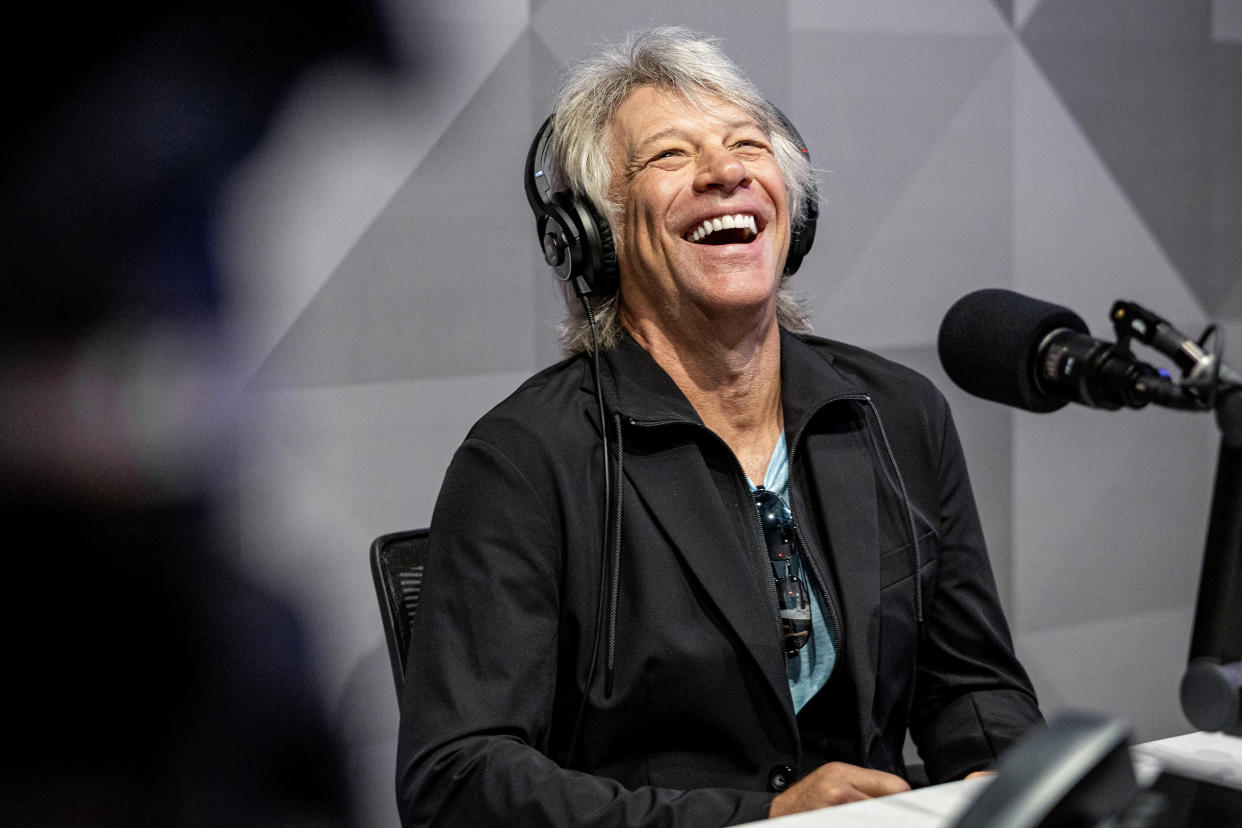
[[937, 288, 1090, 413]]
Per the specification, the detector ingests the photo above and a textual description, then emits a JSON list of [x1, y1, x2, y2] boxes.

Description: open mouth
[[683, 213, 759, 245]]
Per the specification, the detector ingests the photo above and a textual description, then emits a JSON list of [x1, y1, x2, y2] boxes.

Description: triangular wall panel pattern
[[790, 28, 1010, 320], [222, 3, 1242, 825], [803, 37, 1014, 349], [1021, 0, 1242, 315], [250, 33, 562, 388]]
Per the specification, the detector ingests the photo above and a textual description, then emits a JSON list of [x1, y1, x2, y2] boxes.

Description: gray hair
[[546, 27, 816, 354]]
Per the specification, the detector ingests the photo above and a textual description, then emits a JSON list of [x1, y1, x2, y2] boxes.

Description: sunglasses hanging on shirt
[[754, 487, 811, 656]]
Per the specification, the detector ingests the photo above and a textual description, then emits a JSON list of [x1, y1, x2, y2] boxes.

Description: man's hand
[[768, 761, 911, 817]]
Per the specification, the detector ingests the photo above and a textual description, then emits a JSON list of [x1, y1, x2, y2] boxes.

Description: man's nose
[[694, 146, 751, 193]]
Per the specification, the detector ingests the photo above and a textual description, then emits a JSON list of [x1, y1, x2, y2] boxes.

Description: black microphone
[[937, 288, 1186, 413]]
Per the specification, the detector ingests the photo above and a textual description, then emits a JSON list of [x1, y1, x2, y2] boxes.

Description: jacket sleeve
[[395, 434, 774, 827], [907, 399, 1044, 782]]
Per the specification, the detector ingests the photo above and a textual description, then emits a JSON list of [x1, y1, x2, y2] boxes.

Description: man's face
[[607, 85, 791, 331]]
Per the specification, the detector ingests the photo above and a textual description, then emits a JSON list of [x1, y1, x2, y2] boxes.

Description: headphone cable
[[565, 294, 611, 768]]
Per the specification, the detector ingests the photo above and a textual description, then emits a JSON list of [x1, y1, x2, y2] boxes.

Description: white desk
[[1130, 730, 1242, 790], [738, 731, 1242, 827]]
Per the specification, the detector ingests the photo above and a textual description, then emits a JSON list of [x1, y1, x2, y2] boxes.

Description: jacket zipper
[[783, 394, 887, 657], [741, 473, 795, 658], [728, 431, 847, 677]]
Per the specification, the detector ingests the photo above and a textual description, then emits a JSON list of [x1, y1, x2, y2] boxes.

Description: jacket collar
[[775, 328, 871, 437], [595, 327, 870, 429], [593, 332, 699, 425]]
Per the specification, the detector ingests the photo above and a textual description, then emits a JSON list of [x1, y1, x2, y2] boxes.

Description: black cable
[[564, 295, 611, 768], [605, 412, 623, 697]]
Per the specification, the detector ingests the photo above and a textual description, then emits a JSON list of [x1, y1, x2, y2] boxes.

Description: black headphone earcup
[[769, 105, 817, 277], [549, 191, 618, 298], [577, 198, 618, 296], [784, 195, 818, 276], [541, 200, 572, 270]]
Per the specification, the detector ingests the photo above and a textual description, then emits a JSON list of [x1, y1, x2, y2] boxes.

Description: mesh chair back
[[370, 528, 430, 696]]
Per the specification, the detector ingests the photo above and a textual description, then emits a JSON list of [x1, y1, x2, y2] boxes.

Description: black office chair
[[369, 527, 430, 697]]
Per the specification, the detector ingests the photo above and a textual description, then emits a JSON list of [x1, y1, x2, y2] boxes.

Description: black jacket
[[396, 329, 1041, 827]]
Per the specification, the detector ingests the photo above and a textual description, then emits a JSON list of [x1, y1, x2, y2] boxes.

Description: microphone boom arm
[[1179, 387, 1242, 735], [1109, 300, 1242, 730]]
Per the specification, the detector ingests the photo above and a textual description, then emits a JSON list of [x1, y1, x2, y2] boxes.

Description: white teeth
[[686, 213, 758, 243]]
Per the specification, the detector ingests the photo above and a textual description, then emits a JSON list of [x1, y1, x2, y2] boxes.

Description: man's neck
[[623, 310, 784, 483]]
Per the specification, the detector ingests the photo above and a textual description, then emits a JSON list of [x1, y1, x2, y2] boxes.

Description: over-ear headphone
[[524, 104, 818, 298], [773, 106, 818, 278], [524, 115, 619, 299]]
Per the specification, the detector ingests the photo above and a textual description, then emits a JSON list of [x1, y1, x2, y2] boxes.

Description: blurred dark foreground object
[[0, 496, 354, 828], [0, 0, 398, 340], [0, 0, 405, 824]]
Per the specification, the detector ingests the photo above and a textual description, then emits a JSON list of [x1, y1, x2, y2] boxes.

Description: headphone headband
[[523, 114, 556, 217]]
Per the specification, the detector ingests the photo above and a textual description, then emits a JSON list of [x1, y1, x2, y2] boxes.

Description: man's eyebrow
[[632, 118, 764, 154], [633, 126, 690, 154]]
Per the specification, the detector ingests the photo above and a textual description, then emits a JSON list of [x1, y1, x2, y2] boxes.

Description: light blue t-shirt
[[750, 433, 836, 713]]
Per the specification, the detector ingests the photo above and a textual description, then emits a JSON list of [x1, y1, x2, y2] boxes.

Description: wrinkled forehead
[[610, 86, 766, 149], [605, 86, 770, 183]]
